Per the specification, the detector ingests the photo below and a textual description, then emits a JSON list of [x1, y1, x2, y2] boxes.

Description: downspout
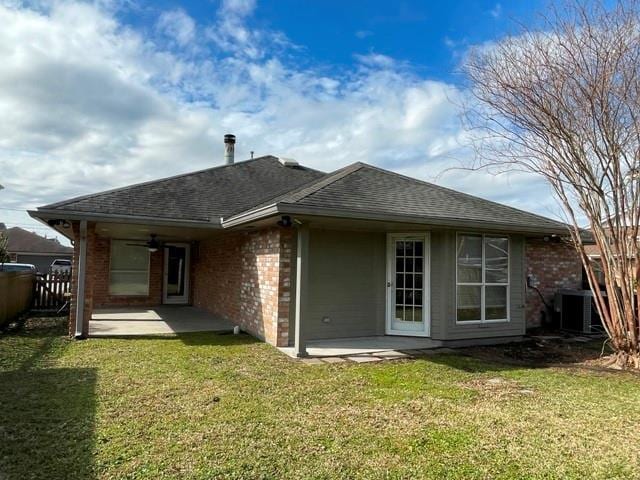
[[74, 220, 87, 339]]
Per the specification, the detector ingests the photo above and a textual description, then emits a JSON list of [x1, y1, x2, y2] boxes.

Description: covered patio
[[89, 306, 234, 337]]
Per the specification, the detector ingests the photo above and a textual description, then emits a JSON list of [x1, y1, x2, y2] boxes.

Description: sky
[[0, 0, 560, 246]]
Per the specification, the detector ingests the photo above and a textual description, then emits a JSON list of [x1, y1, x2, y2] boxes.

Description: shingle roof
[[227, 162, 568, 232], [1, 226, 73, 254], [40, 156, 326, 222], [36, 156, 568, 234]]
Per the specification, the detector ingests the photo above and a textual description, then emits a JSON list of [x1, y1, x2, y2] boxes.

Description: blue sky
[[0, 0, 558, 244]]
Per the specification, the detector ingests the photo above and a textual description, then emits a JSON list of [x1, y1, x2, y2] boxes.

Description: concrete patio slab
[[347, 355, 382, 363], [89, 306, 234, 337], [278, 335, 442, 358]]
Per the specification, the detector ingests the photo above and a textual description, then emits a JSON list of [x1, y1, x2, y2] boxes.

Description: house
[[0, 224, 73, 273], [29, 137, 582, 355]]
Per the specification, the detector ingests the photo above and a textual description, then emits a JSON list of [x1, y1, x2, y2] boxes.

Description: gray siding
[[306, 229, 386, 340], [303, 228, 526, 343]]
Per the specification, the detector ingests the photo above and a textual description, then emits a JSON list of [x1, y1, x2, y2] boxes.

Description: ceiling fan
[[126, 234, 162, 252]]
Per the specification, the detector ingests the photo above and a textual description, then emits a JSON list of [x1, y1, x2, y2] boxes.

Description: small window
[[109, 240, 149, 296], [456, 234, 509, 323]]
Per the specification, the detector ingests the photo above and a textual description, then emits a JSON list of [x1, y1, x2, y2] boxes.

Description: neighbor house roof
[[1, 226, 73, 255], [31, 156, 569, 235]]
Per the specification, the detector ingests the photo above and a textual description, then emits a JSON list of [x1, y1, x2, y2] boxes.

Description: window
[[109, 240, 149, 296], [456, 234, 509, 323]]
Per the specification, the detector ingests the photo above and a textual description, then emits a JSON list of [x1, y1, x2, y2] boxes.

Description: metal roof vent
[[224, 134, 235, 165], [278, 157, 299, 167]]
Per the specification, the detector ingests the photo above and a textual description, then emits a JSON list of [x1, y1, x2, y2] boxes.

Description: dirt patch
[[457, 337, 613, 368]]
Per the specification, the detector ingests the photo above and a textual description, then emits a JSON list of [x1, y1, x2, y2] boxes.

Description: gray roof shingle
[[228, 162, 568, 232], [41, 156, 326, 222], [37, 156, 567, 233]]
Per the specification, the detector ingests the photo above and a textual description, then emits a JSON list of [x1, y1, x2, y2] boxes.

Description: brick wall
[[525, 238, 583, 328], [192, 227, 293, 347]]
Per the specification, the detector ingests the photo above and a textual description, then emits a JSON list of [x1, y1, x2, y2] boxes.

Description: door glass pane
[[486, 286, 507, 320], [457, 285, 481, 322], [405, 242, 414, 256], [485, 237, 508, 283], [396, 274, 404, 288], [414, 241, 423, 257], [415, 290, 423, 306], [414, 274, 423, 290], [405, 273, 413, 289], [396, 289, 403, 305], [395, 306, 404, 321], [404, 290, 414, 305], [396, 257, 404, 273], [396, 241, 405, 257], [167, 246, 186, 297], [415, 257, 423, 273], [414, 307, 423, 323], [405, 257, 413, 272], [457, 235, 482, 283]]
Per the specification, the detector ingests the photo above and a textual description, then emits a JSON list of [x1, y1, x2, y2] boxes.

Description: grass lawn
[[1, 317, 639, 479]]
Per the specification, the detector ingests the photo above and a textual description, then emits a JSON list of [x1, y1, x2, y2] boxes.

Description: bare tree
[[464, 0, 640, 367]]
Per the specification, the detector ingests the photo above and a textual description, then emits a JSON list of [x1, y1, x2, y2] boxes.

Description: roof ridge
[[222, 162, 364, 222], [41, 155, 280, 210], [280, 162, 365, 204], [358, 162, 566, 227]]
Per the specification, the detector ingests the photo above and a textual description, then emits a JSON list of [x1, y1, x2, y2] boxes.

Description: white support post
[[74, 220, 88, 338], [294, 224, 309, 357]]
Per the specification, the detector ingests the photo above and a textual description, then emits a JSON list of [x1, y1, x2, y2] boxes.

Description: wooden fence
[[0, 271, 35, 327], [33, 272, 72, 311]]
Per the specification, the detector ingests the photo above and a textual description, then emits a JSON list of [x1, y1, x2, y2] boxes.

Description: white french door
[[163, 243, 190, 304], [386, 233, 430, 336]]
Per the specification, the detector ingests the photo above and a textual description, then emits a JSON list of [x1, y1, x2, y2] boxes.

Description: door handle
[[387, 281, 393, 287]]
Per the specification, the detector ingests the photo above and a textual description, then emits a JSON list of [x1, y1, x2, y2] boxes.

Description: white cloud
[[156, 9, 196, 46], [0, 0, 557, 246]]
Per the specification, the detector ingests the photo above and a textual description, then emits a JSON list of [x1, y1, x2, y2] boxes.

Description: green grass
[[1, 317, 639, 479]]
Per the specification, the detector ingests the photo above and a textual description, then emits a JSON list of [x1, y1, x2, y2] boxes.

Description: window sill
[[455, 319, 510, 326]]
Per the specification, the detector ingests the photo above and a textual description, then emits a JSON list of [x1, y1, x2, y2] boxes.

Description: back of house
[[30, 139, 583, 355]]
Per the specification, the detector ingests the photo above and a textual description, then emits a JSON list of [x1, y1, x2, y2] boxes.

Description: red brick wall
[[525, 238, 583, 328], [192, 227, 293, 347]]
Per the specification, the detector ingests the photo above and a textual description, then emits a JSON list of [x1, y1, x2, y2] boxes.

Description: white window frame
[[109, 239, 150, 296], [455, 233, 510, 324]]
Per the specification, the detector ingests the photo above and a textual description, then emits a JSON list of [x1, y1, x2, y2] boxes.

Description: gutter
[[28, 209, 223, 229], [222, 202, 571, 235]]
